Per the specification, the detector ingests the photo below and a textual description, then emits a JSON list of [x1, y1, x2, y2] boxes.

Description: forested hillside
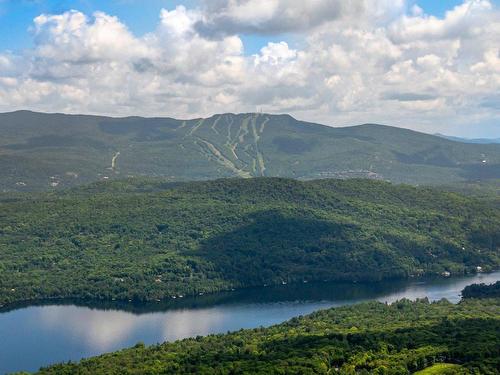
[[1, 178, 498, 307], [34, 298, 500, 374], [2, 110, 500, 191], [462, 281, 500, 299]]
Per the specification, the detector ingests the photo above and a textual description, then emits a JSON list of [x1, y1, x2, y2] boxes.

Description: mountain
[[37, 297, 500, 374], [435, 133, 500, 144], [1, 110, 500, 191], [1, 177, 498, 308]]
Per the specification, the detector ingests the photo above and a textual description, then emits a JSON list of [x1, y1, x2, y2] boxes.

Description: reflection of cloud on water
[[38, 306, 164, 351], [37, 306, 228, 352], [19, 272, 500, 358], [161, 308, 226, 342]]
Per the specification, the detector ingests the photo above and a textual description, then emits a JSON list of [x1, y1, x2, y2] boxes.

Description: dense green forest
[[462, 281, 500, 299], [0, 178, 498, 308], [33, 297, 500, 374]]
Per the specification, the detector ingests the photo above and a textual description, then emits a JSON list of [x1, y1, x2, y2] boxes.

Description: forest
[[1, 177, 499, 307], [462, 281, 500, 299], [34, 296, 500, 374]]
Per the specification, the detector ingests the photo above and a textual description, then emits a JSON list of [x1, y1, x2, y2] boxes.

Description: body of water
[[1, 271, 498, 374]]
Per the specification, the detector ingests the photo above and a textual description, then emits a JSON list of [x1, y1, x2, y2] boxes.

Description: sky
[[0, 0, 499, 137]]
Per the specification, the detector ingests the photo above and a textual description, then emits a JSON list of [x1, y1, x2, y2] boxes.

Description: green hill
[[1, 111, 499, 191], [462, 281, 500, 299], [35, 297, 500, 374], [1, 178, 498, 307]]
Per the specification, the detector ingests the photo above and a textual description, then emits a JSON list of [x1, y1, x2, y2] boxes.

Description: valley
[[1, 177, 498, 308]]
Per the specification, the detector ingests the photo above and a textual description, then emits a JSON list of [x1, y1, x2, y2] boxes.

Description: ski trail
[[229, 143, 239, 160], [222, 115, 251, 171], [196, 138, 251, 178], [260, 116, 269, 135], [211, 115, 221, 135], [238, 116, 251, 143], [111, 152, 120, 170], [225, 115, 234, 141], [223, 115, 241, 161], [251, 115, 266, 176], [188, 119, 205, 136], [175, 121, 187, 131]]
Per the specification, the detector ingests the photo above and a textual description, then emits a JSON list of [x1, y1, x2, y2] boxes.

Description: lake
[[1, 271, 498, 374]]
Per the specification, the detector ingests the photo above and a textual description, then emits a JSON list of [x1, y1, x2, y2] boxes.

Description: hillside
[[35, 298, 500, 374], [462, 281, 500, 299], [1, 178, 498, 307], [1, 111, 500, 191], [436, 134, 500, 144]]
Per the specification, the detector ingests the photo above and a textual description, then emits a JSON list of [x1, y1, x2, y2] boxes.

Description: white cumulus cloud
[[0, 0, 498, 136]]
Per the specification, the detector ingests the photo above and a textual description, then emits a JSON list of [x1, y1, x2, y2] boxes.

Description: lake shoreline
[[1, 269, 497, 314], [1, 270, 499, 374]]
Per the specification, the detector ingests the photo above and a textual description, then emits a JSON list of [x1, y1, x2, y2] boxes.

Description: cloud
[[388, 0, 493, 42], [195, 0, 407, 37], [383, 92, 437, 101], [254, 41, 297, 66], [195, 0, 350, 36], [32, 11, 150, 63], [0, 7, 247, 115], [0, 1, 499, 136]]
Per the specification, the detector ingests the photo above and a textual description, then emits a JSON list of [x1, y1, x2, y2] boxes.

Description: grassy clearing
[[414, 363, 462, 374]]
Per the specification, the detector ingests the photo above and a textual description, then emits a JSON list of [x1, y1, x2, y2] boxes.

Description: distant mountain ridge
[[1, 110, 499, 191], [435, 133, 500, 144]]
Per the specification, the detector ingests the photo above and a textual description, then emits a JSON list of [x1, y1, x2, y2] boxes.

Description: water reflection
[[38, 306, 163, 351], [0, 271, 498, 374]]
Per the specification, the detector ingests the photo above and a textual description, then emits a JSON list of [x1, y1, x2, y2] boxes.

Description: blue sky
[[0, 1, 189, 51], [2, 0, 497, 54]]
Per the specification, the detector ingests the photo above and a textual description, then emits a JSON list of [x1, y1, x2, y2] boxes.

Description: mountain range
[[1, 110, 499, 191], [435, 134, 500, 144]]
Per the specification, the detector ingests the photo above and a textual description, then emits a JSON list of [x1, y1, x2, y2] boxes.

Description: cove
[[1, 271, 498, 374]]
